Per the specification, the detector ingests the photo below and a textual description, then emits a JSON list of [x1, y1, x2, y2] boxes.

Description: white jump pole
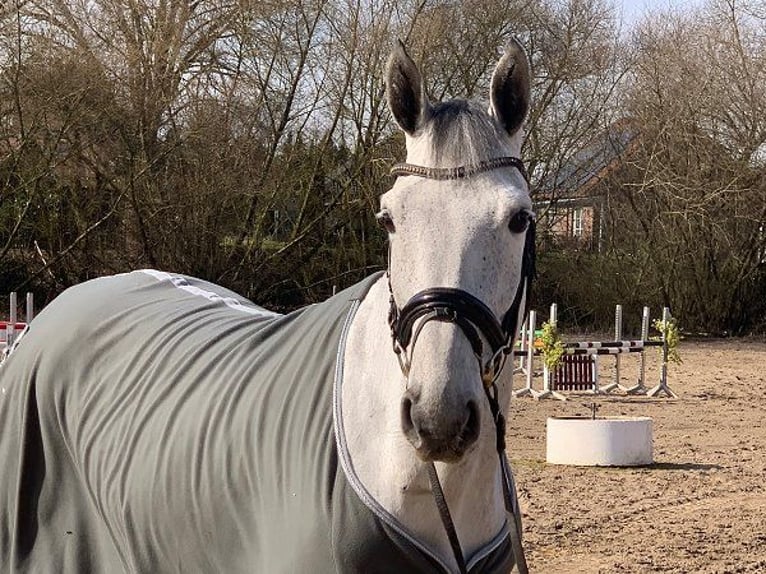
[[592, 354, 601, 393], [513, 317, 528, 375], [582, 350, 602, 395], [3, 292, 32, 349], [536, 303, 566, 401], [26, 293, 34, 323], [648, 307, 677, 398], [615, 304, 623, 390], [7, 292, 18, 347], [601, 304, 626, 393], [9, 292, 16, 324], [514, 311, 538, 398], [627, 306, 650, 395]]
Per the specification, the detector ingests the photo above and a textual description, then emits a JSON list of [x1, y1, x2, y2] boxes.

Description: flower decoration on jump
[[540, 320, 565, 371], [652, 315, 682, 365]]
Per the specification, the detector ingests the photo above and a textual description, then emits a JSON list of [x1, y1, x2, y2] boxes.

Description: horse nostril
[[462, 400, 481, 445], [401, 394, 416, 435]]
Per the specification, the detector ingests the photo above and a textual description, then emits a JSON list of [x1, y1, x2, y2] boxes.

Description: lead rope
[[486, 384, 529, 574], [426, 463, 468, 574], [426, 379, 528, 574]]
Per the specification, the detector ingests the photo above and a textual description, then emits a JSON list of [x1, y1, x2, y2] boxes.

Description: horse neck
[[339, 275, 509, 566]]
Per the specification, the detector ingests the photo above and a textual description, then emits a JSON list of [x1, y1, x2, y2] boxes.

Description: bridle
[[387, 155, 536, 389], [387, 155, 534, 574]]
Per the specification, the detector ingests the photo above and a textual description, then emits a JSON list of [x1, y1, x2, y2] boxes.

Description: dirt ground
[[506, 339, 766, 573]]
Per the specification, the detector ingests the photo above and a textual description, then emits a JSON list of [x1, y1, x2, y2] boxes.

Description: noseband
[[387, 155, 534, 574], [387, 156, 536, 387]]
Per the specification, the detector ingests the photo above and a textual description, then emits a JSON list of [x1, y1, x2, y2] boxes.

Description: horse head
[[382, 39, 534, 463]]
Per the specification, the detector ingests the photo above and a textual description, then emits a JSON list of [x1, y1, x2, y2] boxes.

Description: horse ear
[[386, 40, 429, 135], [489, 38, 531, 136]]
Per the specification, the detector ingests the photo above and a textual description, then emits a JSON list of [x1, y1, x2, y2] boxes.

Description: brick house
[[535, 121, 638, 251]]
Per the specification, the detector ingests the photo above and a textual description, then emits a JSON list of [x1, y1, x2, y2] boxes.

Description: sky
[[618, 0, 704, 27]]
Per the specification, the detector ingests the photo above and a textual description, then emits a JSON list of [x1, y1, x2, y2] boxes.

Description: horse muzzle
[[400, 388, 481, 462]]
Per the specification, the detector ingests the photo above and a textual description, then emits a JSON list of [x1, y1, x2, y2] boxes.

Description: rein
[[387, 156, 533, 574]]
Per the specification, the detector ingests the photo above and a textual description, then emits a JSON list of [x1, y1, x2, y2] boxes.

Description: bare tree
[[605, 0, 766, 333]]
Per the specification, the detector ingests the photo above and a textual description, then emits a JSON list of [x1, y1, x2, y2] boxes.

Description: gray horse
[[0, 40, 533, 573]]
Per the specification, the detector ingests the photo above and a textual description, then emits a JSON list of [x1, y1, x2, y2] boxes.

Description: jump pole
[[626, 306, 651, 395], [26, 293, 34, 322], [647, 307, 677, 398], [513, 310, 541, 398], [513, 317, 528, 376], [3, 292, 33, 349], [7, 292, 17, 348], [536, 304, 566, 401], [601, 304, 628, 393]]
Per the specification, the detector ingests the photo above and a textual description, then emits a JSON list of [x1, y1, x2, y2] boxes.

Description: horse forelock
[[424, 99, 513, 167]]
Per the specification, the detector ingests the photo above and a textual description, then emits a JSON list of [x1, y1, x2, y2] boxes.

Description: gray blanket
[[0, 270, 513, 573]]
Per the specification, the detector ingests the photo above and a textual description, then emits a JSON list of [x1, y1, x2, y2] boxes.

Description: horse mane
[[426, 99, 511, 166]]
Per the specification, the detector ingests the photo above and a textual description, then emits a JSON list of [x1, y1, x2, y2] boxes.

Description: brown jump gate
[[551, 354, 596, 391]]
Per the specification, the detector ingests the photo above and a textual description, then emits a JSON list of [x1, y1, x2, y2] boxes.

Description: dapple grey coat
[[0, 270, 514, 573]]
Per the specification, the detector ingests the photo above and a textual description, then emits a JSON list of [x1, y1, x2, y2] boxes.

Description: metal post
[[592, 355, 601, 393], [514, 318, 527, 375], [615, 304, 621, 389], [526, 312, 536, 393], [8, 292, 18, 347], [582, 350, 603, 395], [542, 304, 555, 392], [514, 311, 539, 397], [9, 292, 16, 324], [601, 304, 625, 393], [648, 307, 677, 398], [26, 293, 34, 323], [627, 306, 650, 395]]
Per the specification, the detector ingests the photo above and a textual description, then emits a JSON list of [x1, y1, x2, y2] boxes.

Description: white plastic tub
[[546, 416, 653, 466]]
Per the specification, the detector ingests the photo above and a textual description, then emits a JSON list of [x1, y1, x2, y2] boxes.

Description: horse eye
[[376, 211, 395, 233], [509, 210, 530, 234]]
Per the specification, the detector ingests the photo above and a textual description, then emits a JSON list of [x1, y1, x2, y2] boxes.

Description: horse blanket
[[0, 270, 516, 573]]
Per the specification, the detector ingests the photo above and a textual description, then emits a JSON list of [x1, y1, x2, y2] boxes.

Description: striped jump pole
[[648, 307, 677, 398], [557, 340, 663, 353], [561, 340, 662, 350]]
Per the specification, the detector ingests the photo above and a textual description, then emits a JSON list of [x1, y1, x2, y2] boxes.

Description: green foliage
[[540, 321, 565, 370], [652, 317, 682, 365]]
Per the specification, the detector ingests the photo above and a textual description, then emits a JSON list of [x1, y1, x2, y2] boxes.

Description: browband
[[390, 156, 528, 182]]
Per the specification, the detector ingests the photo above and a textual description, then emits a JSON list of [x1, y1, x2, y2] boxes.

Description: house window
[[572, 207, 583, 237]]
